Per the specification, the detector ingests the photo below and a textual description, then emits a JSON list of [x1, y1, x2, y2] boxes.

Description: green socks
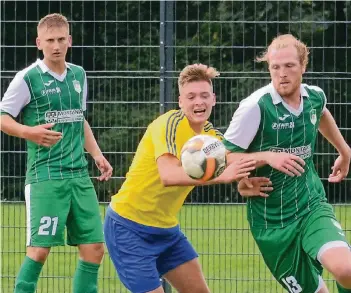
[[14, 256, 43, 293], [73, 260, 100, 293]]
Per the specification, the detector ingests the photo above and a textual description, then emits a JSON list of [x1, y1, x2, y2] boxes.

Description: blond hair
[[37, 13, 69, 33], [256, 34, 309, 68], [178, 64, 220, 91]]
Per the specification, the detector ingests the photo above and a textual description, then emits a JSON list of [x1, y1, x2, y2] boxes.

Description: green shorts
[[251, 202, 350, 293], [24, 177, 104, 247]]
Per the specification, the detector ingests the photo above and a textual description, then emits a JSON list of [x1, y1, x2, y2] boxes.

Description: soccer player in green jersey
[[226, 34, 351, 293], [0, 13, 113, 293]]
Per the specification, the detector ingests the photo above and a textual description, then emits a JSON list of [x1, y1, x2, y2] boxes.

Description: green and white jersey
[[223, 83, 327, 229], [1, 59, 89, 184]]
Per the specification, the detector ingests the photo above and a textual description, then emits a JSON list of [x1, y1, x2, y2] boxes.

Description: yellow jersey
[[110, 109, 223, 228]]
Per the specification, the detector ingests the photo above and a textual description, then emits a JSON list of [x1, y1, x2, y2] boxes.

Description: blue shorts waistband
[[106, 206, 180, 235]]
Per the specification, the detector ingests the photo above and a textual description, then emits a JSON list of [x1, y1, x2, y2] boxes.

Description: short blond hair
[[178, 64, 220, 91], [256, 34, 309, 68], [37, 13, 69, 33]]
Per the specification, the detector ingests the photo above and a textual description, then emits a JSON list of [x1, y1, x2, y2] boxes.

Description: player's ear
[[178, 95, 182, 108], [212, 93, 216, 106], [36, 37, 42, 50], [68, 35, 72, 48]]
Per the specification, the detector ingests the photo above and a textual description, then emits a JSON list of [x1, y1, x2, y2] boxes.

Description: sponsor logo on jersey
[[73, 80, 82, 93], [41, 87, 61, 96], [272, 121, 295, 130], [278, 114, 290, 121], [310, 109, 317, 125], [44, 80, 54, 86], [45, 109, 84, 123], [269, 143, 311, 159]]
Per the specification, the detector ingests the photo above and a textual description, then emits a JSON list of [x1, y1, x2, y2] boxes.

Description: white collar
[[36, 59, 70, 73], [269, 82, 309, 105]]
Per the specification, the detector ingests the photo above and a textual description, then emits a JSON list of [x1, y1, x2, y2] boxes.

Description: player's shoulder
[[302, 84, 326, 97], [150, 109, 185, 129], [302, 83, 327, 107], [66, 62, 86, 75], [240, 83, 272, 107], [203, 121, 224, 140], [14, 61, 41, 80]]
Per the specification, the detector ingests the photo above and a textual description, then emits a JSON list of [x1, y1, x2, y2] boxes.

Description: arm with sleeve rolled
[[318, 108, 351, 182], [81, 72, 113, 181]]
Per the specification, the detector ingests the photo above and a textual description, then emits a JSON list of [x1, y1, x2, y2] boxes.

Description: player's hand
[[94, 155, 113, 181], [328, 154, 350, 183], [218, 159, 257, 184], [238, 177, 273, 198], [266, 152, 305, 177], [24, 123, 62, 147]]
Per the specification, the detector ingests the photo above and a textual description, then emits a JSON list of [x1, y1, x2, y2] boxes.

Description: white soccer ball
[[180, 135, 226, 181]]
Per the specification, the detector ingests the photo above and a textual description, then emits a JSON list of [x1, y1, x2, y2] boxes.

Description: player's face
[[268, 46, 305, 99], [178, 81, 216, 127], [36, 26, 72, 63]]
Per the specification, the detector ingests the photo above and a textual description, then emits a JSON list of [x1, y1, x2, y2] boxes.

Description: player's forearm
[[226, 152, 268, 168], [0, 114, 29, 139], [161, 167, 207, 186], [84, 119, 102, 158], [319, 109, 351, 157], [160, 164, 225, 187]]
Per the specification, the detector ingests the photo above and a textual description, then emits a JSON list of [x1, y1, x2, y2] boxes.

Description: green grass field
[[1, 203, 350, 293]]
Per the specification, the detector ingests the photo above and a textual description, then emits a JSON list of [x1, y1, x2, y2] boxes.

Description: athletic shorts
[[104, 206, 198, 293], [25, 177, 104, 247], [251, 202, 350, 293]]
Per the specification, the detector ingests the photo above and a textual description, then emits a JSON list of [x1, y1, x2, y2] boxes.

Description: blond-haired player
[[104, 64, 264, 293], [0, 13, 112, 293], [228, 34, 351, 293]]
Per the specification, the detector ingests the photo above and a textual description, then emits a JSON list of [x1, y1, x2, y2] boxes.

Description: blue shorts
[[104, 207, 198, 293]]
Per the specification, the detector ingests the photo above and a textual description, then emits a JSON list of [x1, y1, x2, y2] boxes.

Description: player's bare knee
[[26, 246, 50, 263], [79, 243, 104, 263]]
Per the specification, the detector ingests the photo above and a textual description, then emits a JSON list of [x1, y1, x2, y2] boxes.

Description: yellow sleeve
[[150, 117, 178, 160]]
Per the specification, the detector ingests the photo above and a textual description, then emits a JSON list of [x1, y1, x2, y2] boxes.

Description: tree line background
[[1, 1, 350, 203]]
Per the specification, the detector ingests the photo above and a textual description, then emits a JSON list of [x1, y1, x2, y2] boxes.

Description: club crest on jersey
[[310, 109, 317, 125], [73, 80, 81, 93]]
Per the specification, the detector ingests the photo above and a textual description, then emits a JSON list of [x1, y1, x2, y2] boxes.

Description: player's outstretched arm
[[0, 114, 62, 147], [157, 154, 256, 187], [318, 108, 351, 182], [84, 119, 113, 181], [226, 151, 305, 177]]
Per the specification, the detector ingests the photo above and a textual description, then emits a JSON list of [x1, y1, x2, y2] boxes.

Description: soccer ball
[[180, 135, 226, 181]]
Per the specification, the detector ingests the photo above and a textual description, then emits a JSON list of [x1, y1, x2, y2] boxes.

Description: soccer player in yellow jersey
[[104, 64, 262, 293]]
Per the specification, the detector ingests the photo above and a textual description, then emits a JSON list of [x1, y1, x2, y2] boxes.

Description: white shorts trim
[[24, 184, 31, 246], [317, 240, 349, 263], [314, 276, 324, 293]]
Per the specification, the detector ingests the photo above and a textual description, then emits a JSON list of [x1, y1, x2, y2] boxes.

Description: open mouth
[[194, 109, 206, 115]]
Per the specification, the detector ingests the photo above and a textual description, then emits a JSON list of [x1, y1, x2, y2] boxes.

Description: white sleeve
[[82, 73, 87, 111], [224, 99, 261, 150], [0, 73, 31, 117]]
